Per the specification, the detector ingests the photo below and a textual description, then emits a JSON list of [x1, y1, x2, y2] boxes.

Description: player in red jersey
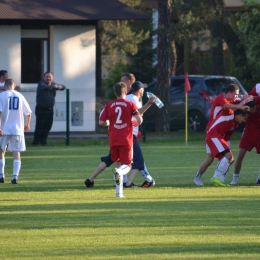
[[206, 109, 250, 186], [249, 83, 260, 96], [230, 97, 260, 184], [99, 82, 142, 198], [194, 84, 252, 186]]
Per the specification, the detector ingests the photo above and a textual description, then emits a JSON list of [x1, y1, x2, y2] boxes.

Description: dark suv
[[144, 75, 247, 131]]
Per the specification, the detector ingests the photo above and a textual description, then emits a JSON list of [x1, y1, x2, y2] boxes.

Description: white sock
[[0, 158, 5, 178], [213, 157, 230, 180], [232, 173, 239, 180], [123, 174, 128, 183], [139, 163, 153, 182], [195, 171, 202, 178], [230, 173, 239, 184], [12, 160, 21, 180], [116, 175, 123, 196], [116, 165, 130, 196]]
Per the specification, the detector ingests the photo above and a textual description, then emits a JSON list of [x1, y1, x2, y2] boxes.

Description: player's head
[[121, 73, 135, 92], [234, 109, 250, 124], [131, 81, 146, 97], [113, 82, 127, 98], [4, 78, 15, 90], [245, 97, 258, 113], [225, 84, 239, 101], [0, 70, 8, 81]]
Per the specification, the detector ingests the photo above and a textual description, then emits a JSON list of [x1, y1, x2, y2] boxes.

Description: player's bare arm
[[24, 114, 31, 131], [99, 120, 109, 126], [138, 95, 156, 115], [133, 114, 143, 126], [223, 103, 250, 111]]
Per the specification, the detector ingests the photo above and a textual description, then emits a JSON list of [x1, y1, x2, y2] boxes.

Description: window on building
[[21, 30, 48, 83]]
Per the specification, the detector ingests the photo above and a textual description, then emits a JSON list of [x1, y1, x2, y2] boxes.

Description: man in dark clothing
[[32, 71, 66, 145]]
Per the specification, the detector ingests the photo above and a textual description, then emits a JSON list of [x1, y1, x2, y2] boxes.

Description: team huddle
[[194, 83, 260, 187]]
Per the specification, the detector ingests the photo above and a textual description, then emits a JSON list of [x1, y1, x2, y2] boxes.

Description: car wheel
[[188, 111, 206, 132]]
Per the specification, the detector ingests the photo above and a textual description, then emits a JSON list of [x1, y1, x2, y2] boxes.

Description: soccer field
[[0, 139, 260, 259]]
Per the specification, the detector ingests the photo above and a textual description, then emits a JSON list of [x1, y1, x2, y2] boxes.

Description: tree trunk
[[171, 40, 177, 76], [156, 0, 172, 131]]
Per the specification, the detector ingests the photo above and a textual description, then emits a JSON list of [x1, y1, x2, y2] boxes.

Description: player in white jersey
[[124, 81, 156, 187], [0, 79, 32, 184]]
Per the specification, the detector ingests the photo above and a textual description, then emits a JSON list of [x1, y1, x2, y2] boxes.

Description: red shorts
[[206, 135, 230, 159], [110, 144, 133, 165], [240, 126, 260, 153]]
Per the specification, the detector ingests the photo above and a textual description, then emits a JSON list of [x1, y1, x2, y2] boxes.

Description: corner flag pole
[[184, 72, 191, 146]]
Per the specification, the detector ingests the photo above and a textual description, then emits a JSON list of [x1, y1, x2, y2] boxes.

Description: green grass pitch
[[0, 137, 260, 259]]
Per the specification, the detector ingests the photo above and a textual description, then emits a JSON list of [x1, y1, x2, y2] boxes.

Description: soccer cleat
[[124, 183, 138, 188], [141, 180, 155, 188], [116, 193, 125, 198], [194, 177, 204, 186], [112, 168, 120, 185], [0, 177, 4, 183], [210, 177, 229, 187], [11, 179, 18, 184], [84, 179, 94, 188], [222, 181, 230, 187], [230, 179, 237, 185], [256, 179, 260, 185]]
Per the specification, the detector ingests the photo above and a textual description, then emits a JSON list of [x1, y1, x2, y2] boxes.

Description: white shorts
[[0, 135, 26, 152], [205, 141, 231, 154]]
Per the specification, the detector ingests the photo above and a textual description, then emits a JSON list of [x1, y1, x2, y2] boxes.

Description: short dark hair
[[44, 71, 54, 76], [0, 70, 8, 77], [234, 109, 250, 117], [122, 73, 135, 84], [245, 97, 257, 108], [225, 84, 239, 93], [4, 78, 15, 88], [113, 82, 127, 97]]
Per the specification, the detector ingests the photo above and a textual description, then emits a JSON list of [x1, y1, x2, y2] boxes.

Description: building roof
[[0, 0, 148, 21]]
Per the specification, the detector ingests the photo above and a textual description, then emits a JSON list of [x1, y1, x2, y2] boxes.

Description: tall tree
[[98, 0, 152, 98], [156, 0, 172, 131], [236, 0, 260, 85], [170, 0, 226, 75]]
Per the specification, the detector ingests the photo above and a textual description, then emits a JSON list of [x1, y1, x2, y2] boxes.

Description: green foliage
[[102, 63, 128, 99], [100, 0, 154, 96], [1, 140, 260, 259], [236, 2, 260, 86]]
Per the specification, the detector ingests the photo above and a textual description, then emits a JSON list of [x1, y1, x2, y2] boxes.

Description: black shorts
[[132, 135, 144, 170], [101, 153, 113, 167]]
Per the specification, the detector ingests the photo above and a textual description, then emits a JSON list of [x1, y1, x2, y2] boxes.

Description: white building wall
[[49, 25, 96, 132], [0, 25, 97, 133], [0, 25, 21, 85]]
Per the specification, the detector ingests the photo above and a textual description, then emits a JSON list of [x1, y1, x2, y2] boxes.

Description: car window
[[204, 78, 243, 95], [171, 79, 196, 94]]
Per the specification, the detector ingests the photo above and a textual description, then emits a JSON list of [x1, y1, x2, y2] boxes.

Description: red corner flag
[[184, 72, 191, 94]]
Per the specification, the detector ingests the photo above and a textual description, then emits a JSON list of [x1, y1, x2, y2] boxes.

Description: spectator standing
[[32, 72, 66, 146], [0, 70, 8, 89], [99, 82, 142, 198], [0, 79, 32, 184]]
